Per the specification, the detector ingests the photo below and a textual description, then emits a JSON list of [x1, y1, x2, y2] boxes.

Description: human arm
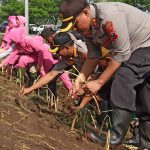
[[86, 11, 131, 93], [21, 71, 59, 95]]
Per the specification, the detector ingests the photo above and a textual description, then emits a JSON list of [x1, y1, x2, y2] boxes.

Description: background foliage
[[0, 0, 150, 25]]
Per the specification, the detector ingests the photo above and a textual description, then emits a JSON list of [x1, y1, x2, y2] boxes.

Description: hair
[[40, 28, 55, 39], [53, 32, 74, 46], [59, 0, 89, 18]]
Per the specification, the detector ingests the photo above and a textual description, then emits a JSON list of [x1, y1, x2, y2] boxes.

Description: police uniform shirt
[[86, 2, 150, 63]]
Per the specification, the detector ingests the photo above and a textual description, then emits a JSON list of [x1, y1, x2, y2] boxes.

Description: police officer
[[49, 32, 88, 72], [59, 0, 150, 149]]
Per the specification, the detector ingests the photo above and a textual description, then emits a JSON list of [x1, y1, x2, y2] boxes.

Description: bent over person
[[59, 0, 150, 149], [20, 31, 88, 96]]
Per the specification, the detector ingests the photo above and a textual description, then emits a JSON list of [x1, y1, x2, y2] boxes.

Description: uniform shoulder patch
[[103, 21, 118, 41], [104, 21, 113, 32]]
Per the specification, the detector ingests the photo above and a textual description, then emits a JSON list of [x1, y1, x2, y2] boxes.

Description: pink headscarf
[[8, 16, 16, 20], [17, 16, 26, 27], [5, 16, 17, 32], [9, 19, 17, 27], [8, 28, 23, 44], [1, 16, 17, 48]]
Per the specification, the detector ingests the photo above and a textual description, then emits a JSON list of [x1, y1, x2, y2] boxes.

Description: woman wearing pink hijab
[[0, 16, 27, 58], [16, 15, 27, 35], [1, 29, 72, 91], [0, 16, 17, 50], [5, 16, 16, 35]]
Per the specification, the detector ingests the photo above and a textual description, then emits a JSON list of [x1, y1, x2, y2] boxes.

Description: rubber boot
[[87, 108, 132, 146], [139, 121, 150, 149], [86, 100, 110, 133], [96, 100, 110, 126]]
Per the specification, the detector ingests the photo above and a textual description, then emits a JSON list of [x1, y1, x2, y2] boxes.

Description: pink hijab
[[17, 16, 26, 27]]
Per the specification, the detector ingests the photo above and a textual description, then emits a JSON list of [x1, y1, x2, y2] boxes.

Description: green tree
[[0, 0, 61, 24], [29, 0, 61, 25], [0, 0, 24, 23], [93, 0, 150, 11], [123, 0, 150, 11]]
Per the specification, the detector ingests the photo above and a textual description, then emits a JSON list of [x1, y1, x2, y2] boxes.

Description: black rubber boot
[[48, 76, 58, 99], [139, 121, 150, 149], [96, 100, 110, 126], [109, 108, 132, 144], [87, 108, 132, 146], [86, 100, 109, 133]]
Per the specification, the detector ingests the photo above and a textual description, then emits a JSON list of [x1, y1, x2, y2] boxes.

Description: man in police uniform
[[21, 31, 88, 96], [59, 0, 150, 148]]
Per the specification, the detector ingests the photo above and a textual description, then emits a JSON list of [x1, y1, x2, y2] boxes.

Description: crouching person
[[20, 31, 88, 97], [1, 29, 72, 94], [59, 0, 150, 148]]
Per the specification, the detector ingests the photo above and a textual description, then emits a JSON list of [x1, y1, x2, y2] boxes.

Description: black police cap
[[59, 0, 89, 32], [50, 32, 73, 53]]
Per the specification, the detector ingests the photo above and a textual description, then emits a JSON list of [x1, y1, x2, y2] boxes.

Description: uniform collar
[[90, 4, 96, 21], [91, 3, 105, 20]]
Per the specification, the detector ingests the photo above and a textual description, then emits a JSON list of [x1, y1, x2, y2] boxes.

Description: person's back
[[58, 1, 150, 149], [95, 2, 150, 51]]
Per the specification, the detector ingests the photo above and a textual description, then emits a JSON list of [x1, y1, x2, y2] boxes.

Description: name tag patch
[[103, 21, 118, 41]]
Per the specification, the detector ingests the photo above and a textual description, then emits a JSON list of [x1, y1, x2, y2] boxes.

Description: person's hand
[[0, 48, 5, 53], [68, 88, 73, 96], [20, 87, 32, 96], [69, 86, 78, 98], [71, 73, 86, 98], [85, 79, 103, 94], [69, 81, 81, 98], [70, 84, 85, 98], [0, 63, 3, 68]]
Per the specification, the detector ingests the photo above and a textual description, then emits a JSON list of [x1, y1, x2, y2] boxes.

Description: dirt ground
[[0, 75, 132, 150]]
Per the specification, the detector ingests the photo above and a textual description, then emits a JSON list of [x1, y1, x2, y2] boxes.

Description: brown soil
[[0, 76, 130, 150]]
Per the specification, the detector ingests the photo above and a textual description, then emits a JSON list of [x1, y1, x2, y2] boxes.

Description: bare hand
[[85, 80, 103, 94], [70, 84, 79, 98], [0, 63, 3, 68], [0, 48, 5, 53], [20, 87, 32, 96], [70, 84, 85, 98]]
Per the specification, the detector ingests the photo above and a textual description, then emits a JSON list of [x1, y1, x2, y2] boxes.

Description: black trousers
[[136, 77, 150, 121], [48, 67, 60, 99], [111, 47, 150, 120], [48, 75, 58, 98]]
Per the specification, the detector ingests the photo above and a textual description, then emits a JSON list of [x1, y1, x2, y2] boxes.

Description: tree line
[[0, 0, 61, 25], [0, 0, 149, 25]]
